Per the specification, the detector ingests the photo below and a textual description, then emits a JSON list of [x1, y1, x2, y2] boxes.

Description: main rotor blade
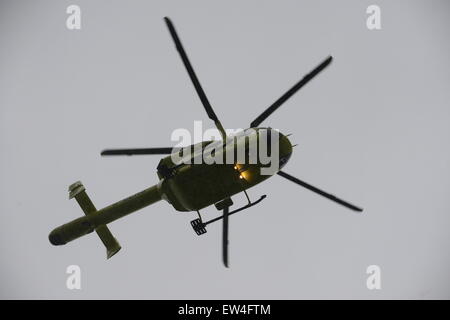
[[164, 17, 226, 140], [250, 56, 333, 128], [222, 206, 229, 268], [101, 147, 174, 156], [277, 170, 363, 212]]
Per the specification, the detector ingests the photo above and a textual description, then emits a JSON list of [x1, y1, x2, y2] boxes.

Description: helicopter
[[49, 17, 363, 267]]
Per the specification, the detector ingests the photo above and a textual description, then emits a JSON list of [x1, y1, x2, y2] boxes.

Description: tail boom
[[49, 182, 162, 257]]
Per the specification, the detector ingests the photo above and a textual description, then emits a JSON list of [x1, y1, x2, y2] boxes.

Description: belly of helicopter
[[162, 163, 247, 212]]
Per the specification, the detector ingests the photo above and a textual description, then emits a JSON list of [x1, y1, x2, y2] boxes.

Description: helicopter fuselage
[[48, 17, 362, 266], [157, 127, 293, 211]]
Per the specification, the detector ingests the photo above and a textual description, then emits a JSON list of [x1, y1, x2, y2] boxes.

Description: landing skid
[[190, 192, 267, 235]]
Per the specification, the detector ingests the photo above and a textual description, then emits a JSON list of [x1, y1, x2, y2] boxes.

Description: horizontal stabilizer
[[68, 181, 122, 259], [95, 225, 121, 259]]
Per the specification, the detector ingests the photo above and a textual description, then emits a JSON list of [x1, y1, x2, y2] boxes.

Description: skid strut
[[190, 194, 266, 235]]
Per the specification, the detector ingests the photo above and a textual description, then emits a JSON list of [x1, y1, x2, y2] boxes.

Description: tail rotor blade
[[277, 170, 363, 212], [250, 56, 333, 128], [101, 147, 175, 156]]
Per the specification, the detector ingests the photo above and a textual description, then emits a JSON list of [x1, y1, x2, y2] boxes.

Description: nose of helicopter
[[278, 131, 293, 169]]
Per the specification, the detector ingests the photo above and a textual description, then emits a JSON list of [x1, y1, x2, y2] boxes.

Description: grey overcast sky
[[0, 0, 449, 299]]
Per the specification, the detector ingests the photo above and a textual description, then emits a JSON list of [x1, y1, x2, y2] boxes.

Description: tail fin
[[68, 181, 121, 259]]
